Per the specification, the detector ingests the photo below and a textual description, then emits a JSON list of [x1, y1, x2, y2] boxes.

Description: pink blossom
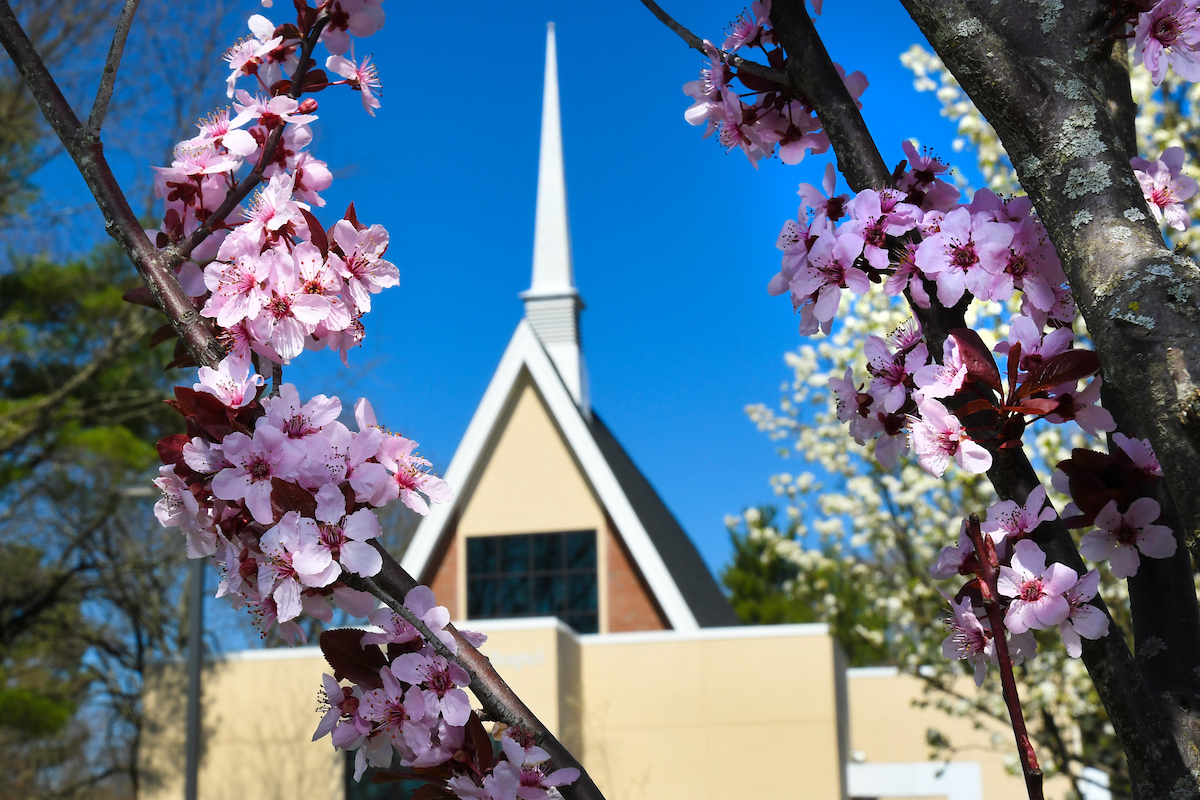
[[327, 50, 383, 116], [1132, 147, 1199, 230], [391, 651, 473, 726], [329, 220, 399, 313], [194, 354, 264, 409], [202, 236, 279, 328], [1045, 376, 1115, 437], [359, 667, 433, 764], [914, 207, 1014, 307], [993, 315, 1073, 374], [997, 539, 1076, 634], [715, 93, 768, 167], [320, 0, 386, 57], [864, 334, 927, 413], [405, 585, 456, 651], [223, 30, 283, 97], [292, 484, 384, 578], [154, 464, 218, 558], [930, 521, 974, 580], [941, 592, 993, 687], [682, 41, 730, 136], [263, 382, 341, 450], [1059, 570, 1109, 657], [449, 767, 520, 800], [898, 140, 959, 211], [1113, 433, 1163, 477], [788, 230, 870, 333], [374, 435, 454, 515], [250, 268, 330, 362], [240, 171, 307, 243], [314, 673, 371, 746], [1134, 0, 1200, 85], [210, 423, 305, 523], [909, 397, 992, 477], [360, 607, 422, 648], [981, 485, 1058, 559], [1079, 497, 1177, 578], [913, 338, 967, 401], [259, 511, 341, 621], [798, 164, 850, 230]]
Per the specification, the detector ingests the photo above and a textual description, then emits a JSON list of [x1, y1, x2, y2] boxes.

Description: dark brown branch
[[87, 0, 139, 134], [0, 0, 224, 368], [639, 0, 789, 87], [348, 543, 608, 800]]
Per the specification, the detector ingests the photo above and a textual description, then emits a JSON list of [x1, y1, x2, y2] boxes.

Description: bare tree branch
[[86, 0, 139, 134], [639, 0, 789, 86]]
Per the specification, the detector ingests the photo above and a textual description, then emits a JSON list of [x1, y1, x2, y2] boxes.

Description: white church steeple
[[521, 22, 589, 417]]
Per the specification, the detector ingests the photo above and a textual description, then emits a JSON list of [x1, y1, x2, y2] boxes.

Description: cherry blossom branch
[[963, 515, 1044, 800], [0, 0, 225, 369], [638, 0, 789, 86], [737, 2, 1199, 792], [87, 0, 140, 134], [349, 543, 608, 800], [163, 16, 330, 267]]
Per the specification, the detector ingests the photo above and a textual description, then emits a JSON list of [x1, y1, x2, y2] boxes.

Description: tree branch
[[348, 543, 608, 800], [86, 0, 139, 134], [638, 0, 789, 87], [0, 0, 224, 368]]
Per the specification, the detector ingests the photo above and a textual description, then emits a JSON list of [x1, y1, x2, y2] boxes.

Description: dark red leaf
[[738, 71, 779, 93], [270, 478, 317, 521], [1017, 349, 1101, 399], [302, 69, 329, 92], [150, 323, 178, 348], [950, 328, 1002, 393], [174, 386, 232, 428], [300, 208, 329, 257], [157, 434, 190, 467], [952, 398, 1000, 419], [276, 22, 301, 39], [1006, 398, 1060, 416], [123, 286, 162, 310], [411, 785, 455, 800], [166, 338, 196, 370], [465, 711, 495, 773], [343, 202, 364, 231], [269, 78, 293, 96], [319, 629, 387, 689]]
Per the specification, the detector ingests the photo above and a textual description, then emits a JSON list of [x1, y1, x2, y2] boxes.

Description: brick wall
[[605, 522, 668, 632], [425, 525, 458, 620]]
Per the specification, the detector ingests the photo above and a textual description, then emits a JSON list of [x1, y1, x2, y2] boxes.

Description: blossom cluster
[[148, 5, 392, 368], [154, 366, 451, 641], [140, 5, 579, 795], [769, 144, 1114, 482], [682, 1, 867, 167], [314, 587, 580, 797]]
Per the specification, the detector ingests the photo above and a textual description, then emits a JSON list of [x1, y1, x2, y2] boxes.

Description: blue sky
[[40, 0, 973, 581]]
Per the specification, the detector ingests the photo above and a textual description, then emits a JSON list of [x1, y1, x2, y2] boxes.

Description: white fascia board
[[846, 762, 983, 800], [401, 320, 699, 632]]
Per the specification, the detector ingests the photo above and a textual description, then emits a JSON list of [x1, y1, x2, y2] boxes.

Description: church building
[[138, 25, 1099, 800]]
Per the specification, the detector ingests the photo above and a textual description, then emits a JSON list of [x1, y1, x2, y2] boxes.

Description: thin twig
[[87, 0, 140, 134], [964, 515, 1044, 800], [639, 0, 789, 86]]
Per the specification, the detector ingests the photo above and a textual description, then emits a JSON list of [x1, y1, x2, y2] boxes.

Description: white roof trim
[[402, 320, 699, 631]]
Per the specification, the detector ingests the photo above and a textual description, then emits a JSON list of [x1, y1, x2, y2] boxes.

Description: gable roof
[[400, 320, 737, 632]]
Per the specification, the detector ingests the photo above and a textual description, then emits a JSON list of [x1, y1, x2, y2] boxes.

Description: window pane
[[566, 532, 596, 570], [499, 537, 529, 574], [532, 534, 562, 571], [567, 573, 597, 612], [467, 537, 494, 576], [500, 576, 530, 615], [534, 575, 563, 614], [467, 578, 496, 617], [564, 613, 599, 634]]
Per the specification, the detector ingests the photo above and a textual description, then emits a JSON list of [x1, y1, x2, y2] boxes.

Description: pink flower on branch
[[1059, 570, 1110, 657], [1134, 0, 1200, 85], [1079, 497, 1177, 578], [997, 539, 1077, 634], [909, 397, 992, 477], [1132, 147, 1199, 231]]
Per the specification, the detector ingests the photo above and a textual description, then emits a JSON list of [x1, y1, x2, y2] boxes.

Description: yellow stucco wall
[[846, 668, 1073, 800], [141, 649, 341, 800], [455, 375, 611, 632]]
